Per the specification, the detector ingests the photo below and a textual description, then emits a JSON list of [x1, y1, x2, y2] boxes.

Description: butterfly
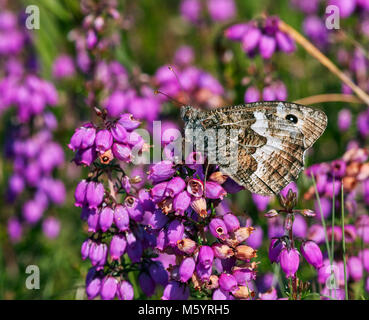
[[180, 101, 328, 196]]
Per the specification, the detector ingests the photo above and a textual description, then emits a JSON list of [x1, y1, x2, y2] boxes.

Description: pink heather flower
[[125, 196, 144, 222], [241, 27, 262, 53], [106, 91, 127, 117], [173, 190, 191, 215], [74, 147, 97, 166], [167, 220, 185, 246], [87, 209, 100, 232], [209, 218, 229, 240], [196, 263, 213, 281], [150, 181, 168, 203], [280, 181, 298, 199], [328, 0, 356, 18], [301, 241, 323, 269], [246, 226, 263, 249], [138, 273, 156, 297], [262, 86, 276, 101], [187, 178, 204, 197], [347, 256, 363, 282], [219, 273, 238, 293], [198, 245, 214, 269], [95, 129, 113, 154], [212, 288, 233, 300], [179, 257, 196, 282], [113, 205, 130, 231], [148, 160, 176, 183], [86, 274, 102, 300], [205, 181, 227, 199], [252, 193, 271, 211], [359, 249, 369, 273], [149, 209, 169, 230], [327, 226, 343, 242], [110, 234, 127, 260], [293, 214, 307, 238], [100, 276, 118, 300], [112, 143, 132, 162], [314, 197, 332, 220], [117, 280, 134, 300], [75, 179, 88, 207], [337, 109, 352, 131], [177, 238, 197, 254], [279, 248, 300, 278], [7, 218, 23, 243], [259, 35, 276, 59], [162, 281, 190, 300], [259, 287, 278, 300], [110, 122, 128, 143], [23, 199, 44, 224], [244, 86, 260, 103], [165, 177, 186, 198], [207, 0, 236, 22], [85, 181, 105, 209], [148, 262, 169, 287], [118, 113, 141, 131], [174, 45, 194, 66], [52, 54, 75, 79], [81, 239, 92, 260], [86, 29, 97, 49], [42, 217, 60, 239], [99, 207, 114, 232], [232, 268, 256, 286], [225, 23, 249, 41], [307, 224, 325, 244], [268, 238, 284, 263], [223, 213, 240, 232], [180, 0, 201, 23], [275, 31, 295, 53]]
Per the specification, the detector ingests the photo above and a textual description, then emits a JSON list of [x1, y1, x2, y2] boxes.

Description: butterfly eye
[[285, 114, 298, 124]]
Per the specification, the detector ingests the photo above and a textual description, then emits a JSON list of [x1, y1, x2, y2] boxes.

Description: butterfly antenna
[[168, 65, 193, 106], [154, 90, 183, 107]]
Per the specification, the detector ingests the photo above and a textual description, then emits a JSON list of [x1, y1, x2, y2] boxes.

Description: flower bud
[[99, 206, 114, 232], [100, 276, 118, 300], [179, 257, 196, 282], [86, 181, 104, 209], [110, 234, 127, 260], [279, 248, 300, 278], [114, 204, 130, 231], [209, 218, 228, 240], [177, 238, 197, 254], [219, 273, 238, 293], [165, 177, 186, 197], [235, 245, 257, 261], [198, 245, 214, 269], [117, 280, 134, 300], [268, 238, 284, 263], [223, 213, 240, 232], [173, 191, 191, 215], [86, 274, 101, 300], [205, 181, 227, 199], [138, 273, 156, 297], [110, 122, 128, 143], [162, 281, 190, 300], [212, 243, 234, 259], [191, 197, 207, 217], [74, 179, 88, 207], [118, 113, 141, 131], [233, 286, 255, 299], [148, 160, 176, 183], [167, 220, 185, 246], [95, 129, 113, 154], [301, 240, 323, 269], [112, 143, 132, 162]]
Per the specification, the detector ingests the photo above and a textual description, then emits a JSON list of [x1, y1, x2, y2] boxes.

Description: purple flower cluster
[[225, 16, 296, 59], [155, 47, 225, 109], [144, 159, 258, 300], [244, 80, 288, 103], [180, 0, 236, 24], [1, 8, 64, 242]]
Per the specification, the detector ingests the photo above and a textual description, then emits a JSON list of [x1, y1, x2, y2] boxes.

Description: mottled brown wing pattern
[[181, 101, 327, 196]]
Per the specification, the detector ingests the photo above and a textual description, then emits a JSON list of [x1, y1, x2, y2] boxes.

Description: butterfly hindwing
[[181, 101, 327, 196]]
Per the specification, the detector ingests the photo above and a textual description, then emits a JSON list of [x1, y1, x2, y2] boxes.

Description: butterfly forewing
[[181, 101, 328, 196]]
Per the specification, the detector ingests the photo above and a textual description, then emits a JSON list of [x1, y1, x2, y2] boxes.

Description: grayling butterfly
[[180, 101, 327, 196]]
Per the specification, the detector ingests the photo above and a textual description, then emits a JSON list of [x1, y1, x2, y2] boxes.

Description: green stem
[[341, 183, 348, 300]]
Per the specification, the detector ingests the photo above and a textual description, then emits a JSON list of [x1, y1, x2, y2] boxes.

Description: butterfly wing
[[198, 101, 327, 195]]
